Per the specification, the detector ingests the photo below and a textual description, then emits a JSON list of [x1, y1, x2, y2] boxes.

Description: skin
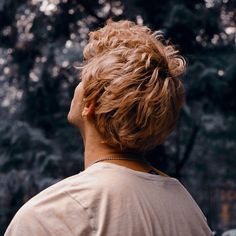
[[67, 79, 155, 173]]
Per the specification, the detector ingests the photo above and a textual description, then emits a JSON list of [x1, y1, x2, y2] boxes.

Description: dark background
[[0, 0, 236, 235]]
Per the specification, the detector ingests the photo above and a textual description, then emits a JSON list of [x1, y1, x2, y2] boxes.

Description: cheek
[[67, 83, 84, 123], [76, 81, 84, 96], [72, 82, 83, 103]]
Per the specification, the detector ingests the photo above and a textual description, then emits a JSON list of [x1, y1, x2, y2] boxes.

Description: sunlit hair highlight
[[79, 19, 186, 152]]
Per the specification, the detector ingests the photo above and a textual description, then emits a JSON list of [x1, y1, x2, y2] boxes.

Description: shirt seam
[[63, 189, 96, 233]]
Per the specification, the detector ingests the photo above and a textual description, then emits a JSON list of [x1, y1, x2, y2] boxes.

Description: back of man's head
[[79, 19, 186, 153]]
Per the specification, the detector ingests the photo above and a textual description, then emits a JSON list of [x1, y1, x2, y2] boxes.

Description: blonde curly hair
[[79, 19, 186, 152]]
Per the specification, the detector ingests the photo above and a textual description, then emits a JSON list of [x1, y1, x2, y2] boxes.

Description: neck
[[82, 124, 124, 169], [82, 124, 150, 170], [84, 143, 126, 169]]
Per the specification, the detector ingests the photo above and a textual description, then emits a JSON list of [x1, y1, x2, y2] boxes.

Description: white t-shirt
[[4, 162, 214, 236]]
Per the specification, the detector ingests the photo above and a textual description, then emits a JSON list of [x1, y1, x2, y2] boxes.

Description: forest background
[[0, 0, 236, 235]]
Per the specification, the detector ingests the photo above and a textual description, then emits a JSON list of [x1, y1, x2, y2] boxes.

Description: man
[[4, 19, 214, 235]]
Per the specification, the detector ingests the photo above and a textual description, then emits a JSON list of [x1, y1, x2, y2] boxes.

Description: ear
[[82, 100, 96, 118]]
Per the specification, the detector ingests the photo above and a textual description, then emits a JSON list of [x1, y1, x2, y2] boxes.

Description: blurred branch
[[176, 124, 200, 177]]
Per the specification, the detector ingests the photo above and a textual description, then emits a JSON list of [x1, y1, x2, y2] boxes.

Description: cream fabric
[[5, 162, 214, 236]]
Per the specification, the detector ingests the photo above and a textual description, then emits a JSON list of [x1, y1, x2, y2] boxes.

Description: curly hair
[[79, 19, 186, 152]]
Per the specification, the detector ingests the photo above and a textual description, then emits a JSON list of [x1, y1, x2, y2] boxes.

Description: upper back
[[66, 162, 213, 236], [5, 162, 214, 236]]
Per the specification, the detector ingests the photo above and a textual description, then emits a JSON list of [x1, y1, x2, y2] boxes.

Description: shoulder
[[170, 179, 209, 222], [4, 173, 94, 236], [4, 203, 50, 235]]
